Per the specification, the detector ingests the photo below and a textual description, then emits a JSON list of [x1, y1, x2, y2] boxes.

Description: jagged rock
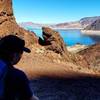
[[39, 27, 68, 55], [78, 44, 100, 68], [0, 0, 38, 47]]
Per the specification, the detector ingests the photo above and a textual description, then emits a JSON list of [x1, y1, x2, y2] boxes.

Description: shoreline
[[51, 27, 83, 30], [81, 30, 100, 36], [24, 27, 83, 31], [67, 44, 89, 53]]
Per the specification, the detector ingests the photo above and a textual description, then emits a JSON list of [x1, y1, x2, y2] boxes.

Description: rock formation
[[38, 27, 89, 67], [39, 27, 68, 55], [0, 0, 38, 47]]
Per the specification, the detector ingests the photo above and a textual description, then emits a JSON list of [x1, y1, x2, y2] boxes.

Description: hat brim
[[23, 47, 31, 53]]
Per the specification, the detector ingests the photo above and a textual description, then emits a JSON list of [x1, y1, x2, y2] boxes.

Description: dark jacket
[[4, 63, 33, 100]]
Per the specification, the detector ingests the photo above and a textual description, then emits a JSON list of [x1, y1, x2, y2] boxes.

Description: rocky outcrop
[[0, 0, 13, 17], [84, 19, 100, 30], [0, 0, 38, 47], [78, 44, 100, 68], [39, 27, 89, 67], [39, 27, 68, 55]]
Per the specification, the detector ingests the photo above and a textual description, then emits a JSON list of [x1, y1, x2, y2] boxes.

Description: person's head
[[0, 35, 31, 65]]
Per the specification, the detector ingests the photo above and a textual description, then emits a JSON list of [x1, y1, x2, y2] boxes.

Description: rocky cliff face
[[0, 0, 13, 16], [84, 19, 100, 30], [0, 0, 38, 47]]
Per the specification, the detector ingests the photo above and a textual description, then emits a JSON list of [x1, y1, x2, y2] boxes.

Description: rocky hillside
[[78, 44, 100, 68], [38, 27, 90, 68], [0, 0, 38, 47], [84, 19, 100, 30], [80, 16, 100, 28], [17, 27, 100, 79]]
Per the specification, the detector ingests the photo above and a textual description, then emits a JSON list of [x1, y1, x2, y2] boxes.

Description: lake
[[28, 28, 100, 46]]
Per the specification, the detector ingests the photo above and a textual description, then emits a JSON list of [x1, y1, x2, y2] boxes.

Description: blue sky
[[13, 0, 100, 24]]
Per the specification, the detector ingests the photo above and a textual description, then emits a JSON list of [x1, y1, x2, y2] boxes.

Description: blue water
[[29, 28, 100, 46]]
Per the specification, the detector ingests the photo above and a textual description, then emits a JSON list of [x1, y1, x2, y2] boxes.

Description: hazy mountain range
[[19, 16, 100, 29]]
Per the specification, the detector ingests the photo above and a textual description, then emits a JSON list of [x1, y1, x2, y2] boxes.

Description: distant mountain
[[52, 21, 82, 29], [19, 22, 51, 30], [80, 16, 100, 28], [84, 19, 100, 30], [19, 22, 42, 29], [54, 16, 100, 29], [19, 16, 100, 29]]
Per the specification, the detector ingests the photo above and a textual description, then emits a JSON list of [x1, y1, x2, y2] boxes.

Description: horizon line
[[16, 15, 100, 24]]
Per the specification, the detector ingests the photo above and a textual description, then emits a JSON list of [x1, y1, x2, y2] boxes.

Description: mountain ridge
[[84, 19, 100, 30], [19, 16, 100, 29]]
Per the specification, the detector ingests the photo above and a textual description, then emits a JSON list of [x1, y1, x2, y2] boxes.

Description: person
[[0, 35, 39, 100], [0, 57, 7, 100]]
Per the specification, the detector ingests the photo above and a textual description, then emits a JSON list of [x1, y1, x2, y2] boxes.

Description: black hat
[[0, 35, 31, 53]]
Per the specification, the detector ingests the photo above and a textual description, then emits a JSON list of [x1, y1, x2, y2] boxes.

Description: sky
[[13, 0, 100, 24]]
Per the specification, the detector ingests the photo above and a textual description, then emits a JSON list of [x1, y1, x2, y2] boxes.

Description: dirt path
[[16, 57, 100, 79]]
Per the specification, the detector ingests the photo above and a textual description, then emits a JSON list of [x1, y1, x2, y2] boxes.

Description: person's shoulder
[[13, 67, 26, 77], [8, 66, 28, 82]]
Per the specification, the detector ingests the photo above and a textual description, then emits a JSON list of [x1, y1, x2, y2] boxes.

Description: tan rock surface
[[0, 0, 38, 47]]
